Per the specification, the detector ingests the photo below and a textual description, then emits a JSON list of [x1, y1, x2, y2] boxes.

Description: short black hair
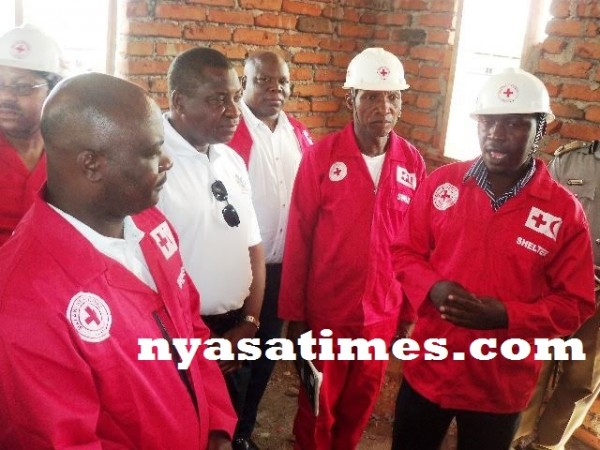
[[167, 47, 232, 95]]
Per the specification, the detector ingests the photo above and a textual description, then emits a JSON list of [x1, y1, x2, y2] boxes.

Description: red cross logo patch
[[66, 292, 112, 343], [497, 83, 519, 103], [377, 66, 391, 80], [9, 40, 30, 59], [150, 222, 178, 260], [433, 183, 459, 211], [525, 207, 562, 241], [329, 162, 347, 182]]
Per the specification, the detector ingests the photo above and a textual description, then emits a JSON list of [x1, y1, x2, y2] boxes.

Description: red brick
[[126, 76, 150, 91], [428, 30, 453, 44], [545, 82, 561, 97], [332, 53, 352, 68], [296, 115, 326, 128], [292, 52, 330, 65], [401, 109, 436, 127], [538, 59, 592, 78], [410, 127, 433, 144], [550, 0, 570, 18], [419, 65, 443, 79], [575, 41, 600, 59], [415, 94, 439, 110], [184, 25, 232, 42], [560, 84, 600, 102], [430, 0, 456, 12], [122, 40, 154, 56], [384, 43, 410, 57], [155, 42, 194, 56], [541, 37, 568, 54], [402, 60, 420, 76], [297, 17, 333, 34], [280, 33, 320, 48], [282, 0, 322, 16], [156, 4, 205, 21], [378, 12, 411, 26], [126, 1, 149, 18], [561, 122, 600, 141], [550, 102, 584, 119], [290, 67, 313, 81], [338, 23, 373, 38], [409, 77, 441, 93], [546, 120, 563, 135], [149, 78, 168, 94], [126, 21, 182, 38], [188, 0, 234, 6], [585, 106, 600, 123], [319, 38, 356, 52], [311, 100, 341, 112], [401, 92, 417, 106], [361, 13, 379, 24], [586, 21, 600, 37], [540, 138, 564, 155], [409, 46, 447, 62], [285, 99, 311, 113], [392, 0, 427, 10], [239, 0, 282, 11], [314, 69, 346, 82], [211, 45, 248, 61], [417, 13, 454, 28], [293, 84, 331, 97], [577, 3, 600, 18], [373, 29, 390, 40], [546, 19, 584, 37], [207, 10, 254, 25], [120, 59, 171, 75], [255, 13, 297, 29], [327, 114, 351, 128], [233, 29, 278, 46]]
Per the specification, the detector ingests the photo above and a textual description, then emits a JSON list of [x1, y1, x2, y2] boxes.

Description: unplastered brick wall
[[531, 0, 600, 156], [116, 0, 457, 164]]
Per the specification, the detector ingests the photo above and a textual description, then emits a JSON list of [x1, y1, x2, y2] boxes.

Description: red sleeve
[[279, 147, 321, 321]]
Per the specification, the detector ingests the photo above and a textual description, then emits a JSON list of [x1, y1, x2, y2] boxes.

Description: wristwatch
[[242, 315, 260, 330]]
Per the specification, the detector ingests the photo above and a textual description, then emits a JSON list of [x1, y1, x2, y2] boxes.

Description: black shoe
[[232, 437, 260, 450]]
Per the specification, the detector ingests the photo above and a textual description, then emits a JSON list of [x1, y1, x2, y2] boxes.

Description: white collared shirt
[[49, 205, 157, 291], [240, 100, 302, 263], [157, 114, 262, 315]]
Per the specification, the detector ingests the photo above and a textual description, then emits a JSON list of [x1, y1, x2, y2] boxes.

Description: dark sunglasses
[[211, 180, 240, 227]]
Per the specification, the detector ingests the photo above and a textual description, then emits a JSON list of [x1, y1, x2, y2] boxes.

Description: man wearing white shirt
[[157, 48, 266, 447]]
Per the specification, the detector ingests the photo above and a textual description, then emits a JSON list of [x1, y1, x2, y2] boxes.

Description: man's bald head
[[41, 72, 154, 158], [243, 51, 286, 77], [40, 73, 168, 228]]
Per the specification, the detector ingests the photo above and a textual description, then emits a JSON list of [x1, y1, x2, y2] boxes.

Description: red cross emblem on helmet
[[10, 40, 30, 59], [497, 83, 519, 103], [377, 66, 390, 80]]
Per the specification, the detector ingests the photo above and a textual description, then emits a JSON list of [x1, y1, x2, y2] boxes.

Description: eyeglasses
[[211, 180, 240, 227], [0, 82, 48, 97]]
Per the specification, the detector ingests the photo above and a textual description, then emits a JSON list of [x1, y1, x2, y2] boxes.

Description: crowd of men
[[0, 23, 598, 450]]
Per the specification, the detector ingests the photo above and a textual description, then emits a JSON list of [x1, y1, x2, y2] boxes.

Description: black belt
[[202, 307, 243, 336]]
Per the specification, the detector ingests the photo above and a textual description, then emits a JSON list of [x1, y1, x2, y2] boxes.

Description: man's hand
[[429, 281, 508, 330], [208, 431, 232, 450], [218, 322, 258, 374]]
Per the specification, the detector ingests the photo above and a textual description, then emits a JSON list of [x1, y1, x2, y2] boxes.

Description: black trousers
[[392, 380, 520, 450], [236, 263, 283, 439]]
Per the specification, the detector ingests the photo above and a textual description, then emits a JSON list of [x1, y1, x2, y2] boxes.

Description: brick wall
[[115, 0, 599, 167], [531, 0, 600, 157]]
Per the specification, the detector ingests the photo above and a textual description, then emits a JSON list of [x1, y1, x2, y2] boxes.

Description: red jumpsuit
[[0, 133, 46, 247], [0, 193, 237, 449], [393, 159, 596, 413], [279, 122, 426, 449]]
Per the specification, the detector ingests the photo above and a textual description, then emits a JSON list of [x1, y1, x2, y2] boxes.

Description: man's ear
[[78, 150, 105, 182], [345, 92, 354, 112], [240, 75, 247, 91], [171, 90, 185, 115]]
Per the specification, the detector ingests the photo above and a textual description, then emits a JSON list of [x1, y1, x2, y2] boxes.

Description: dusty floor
[[250, 360, 594, 450]]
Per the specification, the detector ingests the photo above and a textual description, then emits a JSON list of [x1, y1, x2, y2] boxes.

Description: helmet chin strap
[[529, 113, 547, 156]]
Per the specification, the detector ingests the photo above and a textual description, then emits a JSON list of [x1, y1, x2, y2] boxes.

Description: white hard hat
[[0, 24, 64, 76], [343, 47, 409, 91], [471, 67, 554, 122]]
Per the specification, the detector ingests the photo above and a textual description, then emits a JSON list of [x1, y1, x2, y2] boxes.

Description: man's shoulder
[[553, 140, 599, 158]]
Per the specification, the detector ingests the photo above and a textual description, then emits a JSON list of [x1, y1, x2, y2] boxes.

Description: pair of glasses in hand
[[211, 180, 240, 227]]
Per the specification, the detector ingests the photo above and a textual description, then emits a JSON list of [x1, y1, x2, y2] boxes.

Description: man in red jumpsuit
[[391, 68, 596, 450], [0, 73, 236, 449], [279, 47, 427, 449], [0, 25, 63, 246]]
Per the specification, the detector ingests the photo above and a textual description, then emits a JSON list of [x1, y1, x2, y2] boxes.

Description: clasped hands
[[429, 281, 508, 330]]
